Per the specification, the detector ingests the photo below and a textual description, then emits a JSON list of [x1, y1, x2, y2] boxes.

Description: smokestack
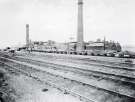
[[26, 24, 29, 48], [77, 0, 84, 51]]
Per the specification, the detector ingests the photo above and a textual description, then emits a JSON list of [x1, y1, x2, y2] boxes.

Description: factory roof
[[87, 42, 104, 47]]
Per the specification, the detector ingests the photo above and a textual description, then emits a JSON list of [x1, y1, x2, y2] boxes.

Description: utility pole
[[104, 36, 106, 50]]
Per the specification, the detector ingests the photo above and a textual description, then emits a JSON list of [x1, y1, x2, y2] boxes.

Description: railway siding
[[17, 52, 135, 65], [15, 52, 135, 71], [13, 56, 135, 80], [0, 57, 135, 100], [0, 61, 125, 102], [0, 60, 134, 102]]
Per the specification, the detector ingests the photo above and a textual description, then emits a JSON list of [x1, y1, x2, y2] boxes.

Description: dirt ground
[[0, 68, 16, 102], [0, 66, 82, 102]]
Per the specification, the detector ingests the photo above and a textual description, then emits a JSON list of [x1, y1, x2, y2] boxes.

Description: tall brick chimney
[[77, 0, 84, 51]]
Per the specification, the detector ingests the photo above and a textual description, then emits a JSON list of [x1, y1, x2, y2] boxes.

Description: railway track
[[1, 52, 135, 85], [58, 58, 135, 71], [15, 52, 135, 70], [0, 56, 135, 102], [0, 60, 96, 102], [2, 51, 135, 69], [0, 61, 125, 102], [12, 56, 135, 84]]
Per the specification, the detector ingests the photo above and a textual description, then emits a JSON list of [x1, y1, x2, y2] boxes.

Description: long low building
[[30, 39, 122, 54]]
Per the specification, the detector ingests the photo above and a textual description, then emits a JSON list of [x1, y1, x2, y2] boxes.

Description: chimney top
[[78, 0, 83, 4], [26, 24, 29, 27]]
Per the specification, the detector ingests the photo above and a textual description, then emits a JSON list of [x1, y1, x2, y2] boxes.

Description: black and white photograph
[[0, 0, 135, 102]]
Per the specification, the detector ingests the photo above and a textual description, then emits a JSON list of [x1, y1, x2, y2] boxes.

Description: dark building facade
[[85, 41, 121, 52]]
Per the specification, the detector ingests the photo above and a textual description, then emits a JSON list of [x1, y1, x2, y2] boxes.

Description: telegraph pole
[[104, 36, 106, 50]]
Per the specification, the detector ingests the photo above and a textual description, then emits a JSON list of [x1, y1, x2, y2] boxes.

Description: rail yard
[[0, 0, 135, 101], [0, 51, 135, 102]]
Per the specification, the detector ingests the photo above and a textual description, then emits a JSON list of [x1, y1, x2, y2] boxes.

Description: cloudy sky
[[0, 0, 135, 48]]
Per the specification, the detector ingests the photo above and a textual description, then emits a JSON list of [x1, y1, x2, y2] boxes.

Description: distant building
[[85, 40, 121, 52], [32, 40, 56, 51], [86, 42, 104, 50], [32, 39, 121, 53]]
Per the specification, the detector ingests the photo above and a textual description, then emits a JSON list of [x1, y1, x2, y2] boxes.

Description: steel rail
[[0, 57, 135, 101]]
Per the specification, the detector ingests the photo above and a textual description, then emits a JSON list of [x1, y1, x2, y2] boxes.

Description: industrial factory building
[[25, 0, 122, 55], [31, 39, 121, 55], [86, 40, 121, 52]]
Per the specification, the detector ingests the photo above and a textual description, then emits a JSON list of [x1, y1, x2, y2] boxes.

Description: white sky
[[0, 0, 135, 48]]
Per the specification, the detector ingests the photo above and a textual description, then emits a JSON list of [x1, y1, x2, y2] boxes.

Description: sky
[[0, 0, 135, 48]]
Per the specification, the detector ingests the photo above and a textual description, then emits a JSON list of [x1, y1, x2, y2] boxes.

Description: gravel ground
[[0, 68, 16, 102], [0, 65, 82, 102]]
